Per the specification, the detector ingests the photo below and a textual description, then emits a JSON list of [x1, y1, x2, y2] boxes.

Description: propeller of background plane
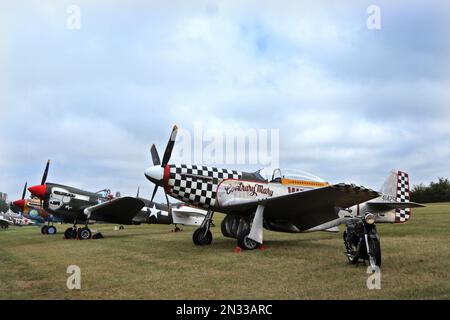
[[12, 182, 27, 214], [145, 125, 178, 209], [27, 160, 51, 208]]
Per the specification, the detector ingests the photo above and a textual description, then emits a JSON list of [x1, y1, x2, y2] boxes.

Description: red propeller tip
[[28, 185, 47, 199], [13, 199, 26, 210]]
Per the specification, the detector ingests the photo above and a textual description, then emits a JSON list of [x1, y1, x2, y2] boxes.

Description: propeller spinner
[[28, 160, 50, 210], [12, 182, 27, 212]]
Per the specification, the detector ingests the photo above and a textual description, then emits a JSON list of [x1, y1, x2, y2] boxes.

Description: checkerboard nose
[[145, 166, 164, 182]]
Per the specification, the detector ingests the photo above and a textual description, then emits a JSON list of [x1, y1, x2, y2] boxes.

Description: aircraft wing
[[220, 184, 380, 231], [366, 201, 425, 211], [83, 197, 145, 225]]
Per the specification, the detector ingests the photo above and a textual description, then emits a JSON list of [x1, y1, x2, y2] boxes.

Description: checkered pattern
[[395, 171, 411, 223], [167, 165, 242, 209]]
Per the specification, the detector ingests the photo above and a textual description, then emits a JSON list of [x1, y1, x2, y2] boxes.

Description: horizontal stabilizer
[[367, 201, 425, 211], [323, 226, 340, 233]]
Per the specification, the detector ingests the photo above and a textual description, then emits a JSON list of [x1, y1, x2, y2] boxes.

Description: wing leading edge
[[84, 197, 145, 225]]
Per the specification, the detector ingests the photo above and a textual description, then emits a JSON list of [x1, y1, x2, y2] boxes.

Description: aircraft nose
[[13, 199, 26, 211], [144, 166, 164, 182], [28, 185, 47, 199]]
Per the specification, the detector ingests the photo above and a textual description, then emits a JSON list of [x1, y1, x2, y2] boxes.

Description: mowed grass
[[0, 203, 449, 300]]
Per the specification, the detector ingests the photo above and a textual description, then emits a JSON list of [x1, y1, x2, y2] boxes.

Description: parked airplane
[[12, 182, 63, 234], [133, 188, 206, 231], [24, 161, 207, 239], [26, 161, 145, 240], [144, 126, 422, 260], [0, 209, 34, 228]]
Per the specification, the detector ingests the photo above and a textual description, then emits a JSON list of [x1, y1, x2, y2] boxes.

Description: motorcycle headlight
[[365, 213, 376, 225]]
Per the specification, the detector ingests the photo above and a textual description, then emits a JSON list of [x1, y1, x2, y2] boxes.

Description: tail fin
[[379, 170, 411, 223]]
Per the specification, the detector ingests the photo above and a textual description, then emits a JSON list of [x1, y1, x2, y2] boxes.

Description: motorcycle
[[343, 213, 381, 271]]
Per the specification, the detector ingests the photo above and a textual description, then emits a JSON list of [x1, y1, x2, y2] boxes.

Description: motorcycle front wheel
[[368, 237, 382, 269]]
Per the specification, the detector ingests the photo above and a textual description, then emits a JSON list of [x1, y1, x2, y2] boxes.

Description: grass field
[[0, 203, 449, 300]]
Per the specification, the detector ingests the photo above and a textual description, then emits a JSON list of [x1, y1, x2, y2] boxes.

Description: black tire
[[77, 227, 92, 240], [64, 227, 76, 239], [368, 237, 381, 268], [192, 228, 213, 246], [46, 226, 57, 235], [237, 229, 260, 250], [41, 226, 48, 234]]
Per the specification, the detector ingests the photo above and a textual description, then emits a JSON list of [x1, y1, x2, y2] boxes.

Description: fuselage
[[157, 164, 329, 216], [30, 183, 110, 223]]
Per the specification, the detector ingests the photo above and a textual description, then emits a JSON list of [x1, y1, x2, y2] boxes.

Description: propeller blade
[[150, 186, 158, 202], [161, 125, 178, 166], [22, 182, 27, 200], [164, 191, 171, 214], [136, 187, 140, 198], [41, 160, 50, 185], [150, 144, 161, 166]]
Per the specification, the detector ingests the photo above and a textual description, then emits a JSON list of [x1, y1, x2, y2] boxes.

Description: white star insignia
[[148, 204, 160, 219]]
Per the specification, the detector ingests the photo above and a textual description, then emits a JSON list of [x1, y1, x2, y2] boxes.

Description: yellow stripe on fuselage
[[281, 178, 329, 188]]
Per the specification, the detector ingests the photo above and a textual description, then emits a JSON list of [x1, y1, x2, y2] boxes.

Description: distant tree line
[[410, 178, 450, 203]]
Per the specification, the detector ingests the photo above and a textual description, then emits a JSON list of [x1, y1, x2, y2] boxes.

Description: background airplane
[[23, 161, 208, 239], [12, 182, 63, 234], [0, 209, 34, 229], [26, 160, 145, 240], [132, 188, 206, 231]]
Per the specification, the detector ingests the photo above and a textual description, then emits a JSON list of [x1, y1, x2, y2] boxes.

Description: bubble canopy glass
[[255, 168, 326, 183]]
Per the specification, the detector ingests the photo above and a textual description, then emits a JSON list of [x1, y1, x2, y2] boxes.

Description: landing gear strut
[[192, 210, 214, 246], [173, 224, 182, 232], [64, 220, 93, 240]]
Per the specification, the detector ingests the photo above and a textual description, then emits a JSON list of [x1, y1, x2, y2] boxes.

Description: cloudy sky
[[1, 0, 449, 202]]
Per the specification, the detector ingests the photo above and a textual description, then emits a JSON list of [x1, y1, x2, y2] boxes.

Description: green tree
[[411, 178, 450, 203]]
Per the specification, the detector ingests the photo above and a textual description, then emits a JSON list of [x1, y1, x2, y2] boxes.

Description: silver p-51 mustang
[[144, 126, 423, 269]]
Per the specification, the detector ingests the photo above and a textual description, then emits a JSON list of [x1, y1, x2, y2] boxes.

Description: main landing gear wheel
[[237, 229, 260, 250], [64, 227, 77, 239], [46, 226, 57, 235], [78, 227, 92, 240], [41, 226, 48, 234], [193, 227, 213, 246]]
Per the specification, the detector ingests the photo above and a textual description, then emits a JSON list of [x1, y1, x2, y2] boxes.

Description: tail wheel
[[41, 226, 48, 234], [77, 227, 92, 240], [237, 229, 260, 250], [192, 227, 213, 246]]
